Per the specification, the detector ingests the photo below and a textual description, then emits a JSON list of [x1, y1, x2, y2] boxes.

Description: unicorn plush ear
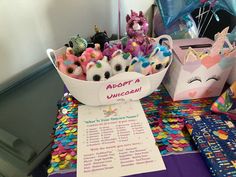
[[130, 57, 138, 65], [102, 56, 108, 62], [104, 42, 110, 49], [126, 14, 131, 22], [117, 43, 122, 49], [95, 43, 101, 50], [149, 46, 159, 58], [111, 50, 122, 58], [86, 61, 96, 72], [66, 47, 74, 55], [139, 11, 144, 17], [184, 47, 199, 64], [131, 10, 138, 16]]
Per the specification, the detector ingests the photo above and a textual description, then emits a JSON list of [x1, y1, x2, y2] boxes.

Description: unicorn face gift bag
[[163, 27, 236, 101]]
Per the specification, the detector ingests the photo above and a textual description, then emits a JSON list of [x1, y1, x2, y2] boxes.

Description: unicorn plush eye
[[114, 64, 122, 72], [129, 21, 134, 27], [138, 21, 143, 26], [104, 71, 111, 79], [109, 50, 131, 75], [86, 57, 112, 81], [93, 74, 101, 81], [74, 61, 81, 66], [155, 64, 163, 70], [80, 58, 86, 62], [67, 67, 74, 74]]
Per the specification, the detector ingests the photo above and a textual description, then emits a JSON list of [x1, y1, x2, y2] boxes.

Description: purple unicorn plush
[[102, 42, 122, 59], [124, 39, 142, 57], [126, 10, 148, 38], [124, 36, 155, 57], [125, 10, 154, 57]]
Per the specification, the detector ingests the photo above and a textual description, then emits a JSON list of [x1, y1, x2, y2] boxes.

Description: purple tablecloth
[[49, 152, 211, 177]]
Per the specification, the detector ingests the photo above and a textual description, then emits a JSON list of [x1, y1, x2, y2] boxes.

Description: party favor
[[185, 114, 236, 177], [163, 27, 235, 101], [211, 81, 236, 118]]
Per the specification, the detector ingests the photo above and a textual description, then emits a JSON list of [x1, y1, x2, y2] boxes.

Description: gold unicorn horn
[[94, 25, 100, 33]]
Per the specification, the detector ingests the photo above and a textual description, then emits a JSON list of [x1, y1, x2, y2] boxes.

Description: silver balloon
[[153, 6, 199, 39]]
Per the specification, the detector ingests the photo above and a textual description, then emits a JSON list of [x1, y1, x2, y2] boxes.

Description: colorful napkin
[[185, 114, 236, 177], [211, 81, 236, 118]]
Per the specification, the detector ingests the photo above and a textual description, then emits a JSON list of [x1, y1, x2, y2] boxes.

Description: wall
[[0, 0, 153, 86], [0, 68, 64, 177]]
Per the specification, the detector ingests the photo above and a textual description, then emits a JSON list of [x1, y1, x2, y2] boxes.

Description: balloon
[[156, 0, 201, 27], [153, 6, 199, 39], [213, 0, 236, 16]]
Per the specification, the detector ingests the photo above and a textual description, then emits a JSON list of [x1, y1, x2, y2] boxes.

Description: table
[[48, 85, 216, 177]]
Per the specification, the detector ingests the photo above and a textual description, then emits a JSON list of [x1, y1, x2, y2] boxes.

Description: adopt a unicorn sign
[[163, 27, 236, 101]]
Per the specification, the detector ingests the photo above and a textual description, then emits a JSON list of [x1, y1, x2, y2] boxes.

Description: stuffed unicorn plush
[[102, 42, 122, 59], [67, 34, 87, 56], [124, 39, 142, 57], [128, 56, 152, 75], [91, 25, 110, 51], [126, 10, 148, 38], [109, 50, 132, 75], [149, 45, 172, 73], [125, 10, 155, 57], [78, 44, 104, 72], [86, 57, 112, 81], [56, 47, 85, 80]]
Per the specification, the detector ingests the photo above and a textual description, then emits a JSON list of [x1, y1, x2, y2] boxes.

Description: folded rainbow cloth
[[211, 81, 236, 119]]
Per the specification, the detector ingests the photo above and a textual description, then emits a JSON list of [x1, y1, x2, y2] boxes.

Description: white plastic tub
[[47, 35, 172, 106]]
